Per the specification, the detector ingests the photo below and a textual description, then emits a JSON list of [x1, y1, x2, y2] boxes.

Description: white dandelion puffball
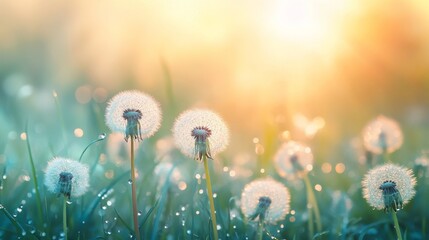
[[172, 109, 229, 159], [44, 157, 90, 198], [105, 90, 162, 139], [362, 115, 403, 154], [274, 141, 314, 179], [362, 164, 416, 211], [241, 178, 290, 223]]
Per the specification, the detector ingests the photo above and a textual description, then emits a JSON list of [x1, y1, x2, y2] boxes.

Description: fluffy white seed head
[[172, 109, 229, 159], [362, 115, 403, 154], [362, 163, 416, 211], [44, 157, 90, 198], [240, 178, 290, 223], [105, 90, 162, 139], [274, 141, 313, 179]]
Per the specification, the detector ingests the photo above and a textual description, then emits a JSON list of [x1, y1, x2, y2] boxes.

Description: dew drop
[[137, 211, 142, 216], [17, 208, 22, 213], [2, 175, 6, 180], [128, 179, 133, 184], [21, 231, 26, 236], [196, 210, 200, 215], [187, 230, 191, 234], [30, 230, 36, 234], [98, 133, 106, 140], [102, 206, 107, 210], [107, 231, 112, 235], [175, 212, 180, 216], [66, 201, 72, 205], [41, 232, 46, 237], [216, 225, 221, 230]]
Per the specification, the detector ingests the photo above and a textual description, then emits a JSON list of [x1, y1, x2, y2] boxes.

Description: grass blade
[[0, 204, 25, 235], [25, 122, 44, 228], [114, 208, 133, 233]]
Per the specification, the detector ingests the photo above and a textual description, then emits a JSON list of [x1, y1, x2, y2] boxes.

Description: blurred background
[[1, 0, 429, 179]]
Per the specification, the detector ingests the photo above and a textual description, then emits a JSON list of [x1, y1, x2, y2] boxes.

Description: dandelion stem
[[130, 137, 141, 240], [392, 211, 403, 240], [63, 197, 68, 240], [304, 174, 322, 233], [203, 156, 218, 240]]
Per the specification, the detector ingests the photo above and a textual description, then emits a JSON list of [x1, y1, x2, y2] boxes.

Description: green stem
[[63, 197, 68, 240], [307, 199, 314, 239], [25, 124, 44, 228], [130, 138, 141, 240], [203, 156, 219, 240], [78, 134, 106, 162], [304, 174, 322, 233], [392, 211, 403, 240], [257, 222, 264, 240]]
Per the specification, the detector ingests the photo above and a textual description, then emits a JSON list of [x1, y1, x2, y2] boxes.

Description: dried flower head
[[241, 178, 290, 223], [173, 109, 229, 161], [274, 141, 313, 179], [362, 164, 416, 212], [44, 157, 89, 198], [362, 115, 403, 154], [105, 91, 162, 142]]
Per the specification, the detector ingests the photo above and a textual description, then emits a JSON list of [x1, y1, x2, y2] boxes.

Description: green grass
[[0, 81, 428, 240]]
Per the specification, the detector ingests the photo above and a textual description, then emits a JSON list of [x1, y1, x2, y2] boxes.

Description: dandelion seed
[[274, 141, 313, 179], [105, 91, 162, 142], [44, 157, 89, 198], [172, 109, 229, 161], [362, 164, 416, 212], [362, 115, 403, 154], [241, 178, 290, 223]]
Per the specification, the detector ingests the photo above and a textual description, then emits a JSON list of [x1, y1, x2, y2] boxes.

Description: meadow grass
[[0, 82, 428, 240]]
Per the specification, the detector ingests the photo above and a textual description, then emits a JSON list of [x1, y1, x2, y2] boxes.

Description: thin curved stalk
[[392, 211, 403, 240], [203, 156, 218, 240], [304, 174, 322, 233], [63, 197, 68, 240], [130, 138, 141, 240]]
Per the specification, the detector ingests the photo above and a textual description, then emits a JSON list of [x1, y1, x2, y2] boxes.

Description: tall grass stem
[[25, 123, 44, 228], [304, 174, 322, 233]]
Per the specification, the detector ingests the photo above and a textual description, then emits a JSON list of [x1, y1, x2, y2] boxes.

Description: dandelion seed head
[[173, 109, 229, 160], [362, 164, 416, 211], [240, 178, 290, 223], [44, 157, 89, 198], [274, 141, 313, 179], [362, 115, 403, 154], [105, 90, 162, 140]]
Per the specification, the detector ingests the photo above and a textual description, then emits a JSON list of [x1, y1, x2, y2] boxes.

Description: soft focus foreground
[[1, 0, 429, 239]]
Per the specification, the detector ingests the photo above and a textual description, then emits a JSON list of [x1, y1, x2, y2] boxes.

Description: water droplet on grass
[[137, 211, 142, 216], [128, 179, 133, 184]]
